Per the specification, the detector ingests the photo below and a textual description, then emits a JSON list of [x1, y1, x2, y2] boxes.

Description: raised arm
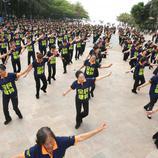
[[75, 123, 107, 143], [12, 153, 25, 158], [96, 72, 112, 81], [100, 63, 112, 69], [63, 87, 73, 96], [137, 81, 151, 91]]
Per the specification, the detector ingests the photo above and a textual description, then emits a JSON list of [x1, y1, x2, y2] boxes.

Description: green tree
[[117, 13, 135, 26]]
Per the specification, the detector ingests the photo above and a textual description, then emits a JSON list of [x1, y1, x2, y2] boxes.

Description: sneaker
[[18, 114, 23, 119], [52, 77, 56, 81], [4, 118, 12, 125], [132, 89, 137, 94], [36, 94, 39, 99], [144, 106, 149, 111], [41, 88, 47, 93], [147, 115, 152, 119], [75, 123, 81, 129]]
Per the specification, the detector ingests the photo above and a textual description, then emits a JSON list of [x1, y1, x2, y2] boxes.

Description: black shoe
[[75, 123, 81, 129], [4, 118, 12, 125], [36, 94, 39, 99], [18, 114, 23, 119], [48, 80, 51, 85], [132, 89, 137, 94], [41, 88, 47, 93], [147, 115, 152, 119], [52, 77, 56, 81], [63, 71, 67, 74], [91, 92, 94, 97], [144, 106, 149, 111]]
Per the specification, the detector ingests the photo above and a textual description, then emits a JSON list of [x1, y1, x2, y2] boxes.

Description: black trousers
[[48, 64, 56, 80], [144, 97, 158, 111], [11, 60, 21, 73], [0, 48, 7, 64], [81, 44, 86, 55], [62, 57, 69, 72], [91, 83, 96, 94], [28, 52, 35, 65], [75, 48, 82, 59], [40, 47, 47, 55], [133, 76, 145, 91], [69, 49, 73, 62], [123, 52, 129, 61], [2, 94, 22, 121], [75, 98, 89, 124], [34, 75, 47, 95]]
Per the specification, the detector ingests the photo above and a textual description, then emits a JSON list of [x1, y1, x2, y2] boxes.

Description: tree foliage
[[117, 0, 158, 30], [0, 0, 89, 19]]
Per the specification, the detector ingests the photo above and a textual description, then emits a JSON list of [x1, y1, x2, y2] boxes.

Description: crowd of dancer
[[119, 27, 158, 148], [2, 17, 158, 157], [0, 18, 115, 157]]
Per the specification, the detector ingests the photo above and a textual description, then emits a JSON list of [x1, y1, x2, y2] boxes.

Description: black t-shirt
[[26, 41, 35, 53], [10, 46, 21, 61], [61, 45, 69, 57], [32, 58, 48, 76], [84, 59, 101, 78], [0, 73, 17, 96], [71, 78, 96, 101]]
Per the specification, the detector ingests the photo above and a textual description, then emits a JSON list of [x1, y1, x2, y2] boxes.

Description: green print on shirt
[[86, 66, 94, 75], [27, 45, 33, 52], [2, 82, 15, 95], [128, 44, 131, 49], [1, 43, 7, 49], [69, 45, 74, 50], [78, 88, 89, 100], [50, 57, 56, 64], [155, 84, 158, 93], [139, 68, 144, 76], [134, 51, 138, 57], [42, 40, 46, 46], [62, 48, 68, 54], [49, 38, 54, 44], [37, 67, 44, 75], [16, 40, 20, 46], [13, 51, 20, 60], [77, 42, 81, 48]]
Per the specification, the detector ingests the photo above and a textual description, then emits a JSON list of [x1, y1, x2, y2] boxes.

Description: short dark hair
[[75, 70, 83, 78], [0, 64, 6, 71], [36, 127, 56, 146], [50, 45, 56, 49], [36, 53, 44, 59]]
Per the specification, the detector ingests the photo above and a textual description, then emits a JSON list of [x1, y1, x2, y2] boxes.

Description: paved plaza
[[0, 34, 158, 158]]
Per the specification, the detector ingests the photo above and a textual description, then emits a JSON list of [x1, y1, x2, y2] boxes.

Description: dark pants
[[3, 94, 22, 121], [28, 52, 35, 65], [69, 49, 73, 62], [75, 98, 89, 125], [48, 64, 56, 81], [144, 97, 158, 111], [75, 48, 82, 59], [12, 60, 21, 73], [123, 52, 129, 61], [62, 57, 69, 73], [133, 76, 145, 91], [81, 44, 86, 55], [34, 75, 47, 95], [40, 47, 47, 55], [91, 84, 96, 94]]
